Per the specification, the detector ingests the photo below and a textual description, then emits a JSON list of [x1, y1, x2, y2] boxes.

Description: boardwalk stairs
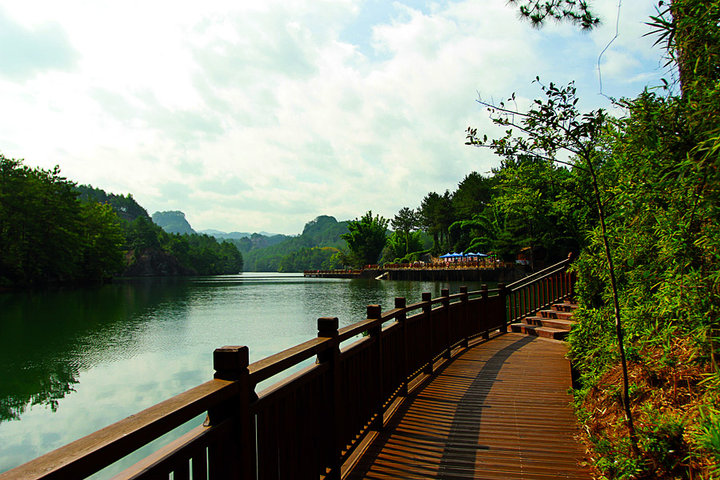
[[511, 300, 578, 340]]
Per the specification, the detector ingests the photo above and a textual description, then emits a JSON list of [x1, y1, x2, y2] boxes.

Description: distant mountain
[[199, 229, 280, 239], [152, 211, 196, 235], [75, 194, 348, 272]]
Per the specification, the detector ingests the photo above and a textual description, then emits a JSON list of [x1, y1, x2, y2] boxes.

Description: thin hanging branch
[[467, 80, 639, 453]]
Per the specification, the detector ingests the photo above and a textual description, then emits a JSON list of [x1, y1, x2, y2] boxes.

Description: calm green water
[[0, 273, 486, 476]]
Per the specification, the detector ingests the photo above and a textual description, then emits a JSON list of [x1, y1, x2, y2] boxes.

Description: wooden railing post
[[498, 283, 508, 333], [441, 288, 451, 359], [367, 304, 384, 431], [422, 292, 433, 374], [211, 346, 254, 480], [317, 317, 341, 480], [460, 286, 469, 348], [480, 284, 490, 340], [395, 297, 409, 397]]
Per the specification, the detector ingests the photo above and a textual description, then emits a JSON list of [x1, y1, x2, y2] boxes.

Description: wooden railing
[[505, 256, 575, 324], [1, 259, 575, 480]]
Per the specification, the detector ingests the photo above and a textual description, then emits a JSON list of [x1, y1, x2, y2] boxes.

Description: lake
[[0, 273, 488, 477]]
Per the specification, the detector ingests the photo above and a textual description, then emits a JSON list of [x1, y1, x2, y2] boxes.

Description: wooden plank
[[345, 333, 591, 480]]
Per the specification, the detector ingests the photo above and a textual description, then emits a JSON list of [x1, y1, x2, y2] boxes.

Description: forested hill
[[151, 213, 350, 273], [147, 211, 347, 272], [76, 186, 243, 278], [235, 215, 349, 272], [0, 166, 244, 287]]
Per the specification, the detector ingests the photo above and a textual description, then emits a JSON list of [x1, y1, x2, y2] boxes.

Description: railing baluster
[[395, 297, 409, 397], [441, 288, 451, 359], [460, 286, 469, 348], [422, 292, 433, 374], [367, 305, 383, 431], [210, 346, 253, 480], [498, 283, 508, 332], [317, 317, 341, 480], [480, 284, 490, 340]]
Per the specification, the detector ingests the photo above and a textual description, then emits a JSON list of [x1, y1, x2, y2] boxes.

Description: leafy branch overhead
[[466, 80, 603, 169], [508, 0, 601, 30]]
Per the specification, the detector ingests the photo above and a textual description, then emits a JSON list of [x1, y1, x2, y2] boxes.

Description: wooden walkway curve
[[345, 333, 591, 479]]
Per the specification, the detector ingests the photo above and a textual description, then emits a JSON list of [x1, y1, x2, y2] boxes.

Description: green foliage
[[79, 202, 125, 282], [592, 436, 643, 479], [418, 191, 454, 254], [452, 172, 497, 220], [413, 161, 585, 263], [174, 234, 244, 275], [640, 412, 687, 475], [229, 233, 289, 256], [0, 158, 243, 284], [125, 215, 162, 251], [472, 0, 720, 476], [390, 207, 419, 258], [0, 156, 125, 285], [277, 247, 342, 272], [694, 407, 720, 474], [341, 211, 389, 268], [75, 185, 149, 222], [508, 0, 600, 30], [382, 231, 425, 264], [241, 216, 347, 271]]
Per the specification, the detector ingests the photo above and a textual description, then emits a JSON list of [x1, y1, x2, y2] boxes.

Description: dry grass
[[577, 337, 719, 479]]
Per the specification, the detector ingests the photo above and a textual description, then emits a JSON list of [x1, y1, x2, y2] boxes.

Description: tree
[[79, 202, 125, 281], [341, 211, 389, 268], [492, 156, 580, 268], [467, 78, 639, 451], [383, 231, 424, 263], [418, 191, 454, 253], [0, 157, 127, 285], [125, 215, 162, 251], [390, 207, 419, 258], [647, 0, 720, 97], [451, 172, 496, 220]]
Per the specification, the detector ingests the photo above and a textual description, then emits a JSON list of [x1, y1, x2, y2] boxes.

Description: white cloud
[[0, 0, 665, 234]]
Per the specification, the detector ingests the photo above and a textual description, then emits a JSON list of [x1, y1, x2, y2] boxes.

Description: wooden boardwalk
[[345, 333, 591, 479]]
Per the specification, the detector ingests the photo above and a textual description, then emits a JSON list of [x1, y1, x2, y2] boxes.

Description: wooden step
[[539, 309, 574, 320], [552, 302, 578, 313], [522, 316, 575, 331], [510, 323, 569, 340]]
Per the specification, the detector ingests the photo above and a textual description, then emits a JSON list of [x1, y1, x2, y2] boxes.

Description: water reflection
[[0, 274, 487, 475], [0, 279, 198, 422]]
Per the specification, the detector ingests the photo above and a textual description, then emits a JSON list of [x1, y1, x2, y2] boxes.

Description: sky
[[0, 0, 667, 235]]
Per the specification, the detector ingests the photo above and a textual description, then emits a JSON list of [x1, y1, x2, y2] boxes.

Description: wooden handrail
[[248, 337, 328, 384], [1, 258, 574, 480], [0, 380, 237, 480], [506, 257, 572, 291]]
